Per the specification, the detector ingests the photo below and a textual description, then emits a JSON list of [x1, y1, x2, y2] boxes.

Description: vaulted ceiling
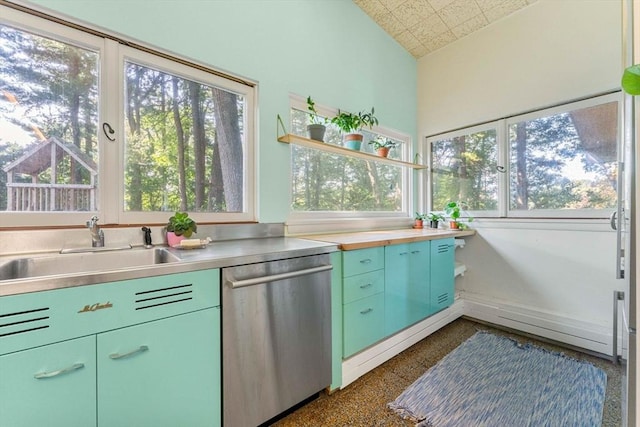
[[354, 0, 537, 58]]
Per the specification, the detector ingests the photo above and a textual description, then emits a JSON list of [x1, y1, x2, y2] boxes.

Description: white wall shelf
[[277, 133, 427, 170]]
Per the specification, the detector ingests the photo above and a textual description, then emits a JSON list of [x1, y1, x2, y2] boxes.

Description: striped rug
[[388, 331, 607, 427]]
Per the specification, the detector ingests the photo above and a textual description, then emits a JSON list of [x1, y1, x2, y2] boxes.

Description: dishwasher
[[222, 253, 332, 427]]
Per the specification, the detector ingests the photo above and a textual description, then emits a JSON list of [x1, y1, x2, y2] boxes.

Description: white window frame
[[424, 92, 621, 220], [426, 120, 505, 218], [0, 4, 257, 227], [286, 94, 414, 234]]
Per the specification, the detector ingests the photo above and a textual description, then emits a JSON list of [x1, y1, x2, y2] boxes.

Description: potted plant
[[414, 212, 426, 229], [331, 107, 379, 150], [427, 212, 445, 229], [368, 137, 398, 158], [306, 96, 327, 141], [166, 211, 197, 246], [444, 201, 473, 230]]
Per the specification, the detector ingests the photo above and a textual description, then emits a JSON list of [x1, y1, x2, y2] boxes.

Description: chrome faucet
[[86, 215, 105, 247]]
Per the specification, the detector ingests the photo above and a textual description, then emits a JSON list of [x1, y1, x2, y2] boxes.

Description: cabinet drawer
[[0, 269, 220, 355], [343, 270, 384, 304], [342, 247, 384, 277], [343, 293, 385, 357]]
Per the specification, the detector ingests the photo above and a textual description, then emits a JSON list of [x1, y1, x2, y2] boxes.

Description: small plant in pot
[[368, 137, 398, 158], [444, 201, 473, 230], [427, 212, 445, 229], [331, 107, 378, 151], [166, 211, 197, 246], [414, 212, 426, 229], [306, 96, 327, 141]]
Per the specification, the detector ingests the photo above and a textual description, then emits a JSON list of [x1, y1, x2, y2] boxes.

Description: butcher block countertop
[[305, 228, 475, 251]]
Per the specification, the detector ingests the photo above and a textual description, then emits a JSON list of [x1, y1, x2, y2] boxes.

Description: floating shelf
[[277, 133, 427, 170]]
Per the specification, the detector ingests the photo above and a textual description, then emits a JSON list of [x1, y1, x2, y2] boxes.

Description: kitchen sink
[[0, 247, 180, 281]]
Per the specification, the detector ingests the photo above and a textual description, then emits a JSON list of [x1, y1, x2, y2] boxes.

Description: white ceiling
[[354, 0, 538, 58]]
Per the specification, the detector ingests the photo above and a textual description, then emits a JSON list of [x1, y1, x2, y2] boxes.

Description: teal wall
[[29, 0, 417, 222]]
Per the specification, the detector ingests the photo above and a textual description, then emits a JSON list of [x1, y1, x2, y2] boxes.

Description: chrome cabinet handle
[[34, 363, 84, 379], [359, 258, 372, 264], [411, 250, 421, 254], [399, 252, 409, 256], [359, 283, 372, 289], [109, 345, 149, 360], [360, 308, 373, 314]]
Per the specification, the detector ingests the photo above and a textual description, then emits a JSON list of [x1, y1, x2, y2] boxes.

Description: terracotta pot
[[413, 219, 423, 229], [376, 147, 390, 157], [166, 231, 185, 247], [344, 133, 363, 149], [449, 221, 459, 230]]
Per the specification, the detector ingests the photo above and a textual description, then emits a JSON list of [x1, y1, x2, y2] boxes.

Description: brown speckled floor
[[273, 318, 622, 427]]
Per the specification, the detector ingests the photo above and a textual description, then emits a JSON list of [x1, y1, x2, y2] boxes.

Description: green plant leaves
[[622, 64, 640, 95]]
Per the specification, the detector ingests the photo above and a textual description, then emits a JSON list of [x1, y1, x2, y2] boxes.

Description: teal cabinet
[[341, 247, 385, 357], [0, 269, 221, 427], [429, 238, 455, 314], [384, 241, 430, 335], [0, 335, 96, 427], [98, 308, 220, 427]]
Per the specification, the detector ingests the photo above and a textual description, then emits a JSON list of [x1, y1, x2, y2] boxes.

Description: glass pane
[[124, 61, 245, 212], [431, 129, 498, 212], [0, 23, 99, 212], [509, 101, 618, 211], [290, 108, 403, 212]]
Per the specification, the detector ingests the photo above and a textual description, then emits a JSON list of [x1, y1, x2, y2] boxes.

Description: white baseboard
[[462, 295, 613, 356], [341, 299, 464, 388]]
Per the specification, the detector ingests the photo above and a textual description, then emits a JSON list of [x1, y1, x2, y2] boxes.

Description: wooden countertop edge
[[303, 229, 475, 251]]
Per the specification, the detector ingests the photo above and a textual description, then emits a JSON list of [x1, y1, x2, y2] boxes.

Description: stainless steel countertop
[[0, 237, 337, 297]]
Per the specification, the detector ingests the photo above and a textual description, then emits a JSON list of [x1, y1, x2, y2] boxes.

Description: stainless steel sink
[[0, 248, 180, 281]]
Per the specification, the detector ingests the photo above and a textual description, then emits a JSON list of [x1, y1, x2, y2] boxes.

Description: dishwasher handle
[[228, 264, 332, 289]]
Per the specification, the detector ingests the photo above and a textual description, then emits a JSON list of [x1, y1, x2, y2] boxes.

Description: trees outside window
[[0, 6, 255, 226], [428, 93, 619, 218]]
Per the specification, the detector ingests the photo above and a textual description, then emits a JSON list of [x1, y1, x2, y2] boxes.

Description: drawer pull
[[360, 308, 373, 315], [109, 345, 149, 360], [359, 283, 373, 289], [400, 252, 409, 256], [34, 363, 84, 379], [411, 250, 421, 254], [359, 258, 372, 264]]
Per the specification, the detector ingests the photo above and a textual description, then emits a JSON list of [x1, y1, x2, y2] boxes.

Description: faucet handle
[[86, 215, 99, 227]]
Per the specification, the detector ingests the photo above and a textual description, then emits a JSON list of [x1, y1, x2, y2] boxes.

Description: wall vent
[[134, 283, 193, 311], [436, 292, 449, 305], [0, 307, 50, 338]]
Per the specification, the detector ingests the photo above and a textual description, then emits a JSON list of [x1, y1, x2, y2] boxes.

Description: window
[[429, 123, 499, 215], [427, 93, 619, 218], [0, 5, 255, 227], [287, 96, 412, 230]]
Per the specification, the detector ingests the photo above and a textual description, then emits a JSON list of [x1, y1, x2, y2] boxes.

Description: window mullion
[[497, 119, 508, 217], [101, 39, 120, 225]]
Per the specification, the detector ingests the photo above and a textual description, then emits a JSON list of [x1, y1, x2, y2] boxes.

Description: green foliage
[[306, 96, 327, 125], [166, 212, 197, 237], [330, 107, 379, 133], [369, 137, 398, 150], [444, 201, 473, 228], [427, 212, 445, 222], [622, 64, 640, 95], [415, 212, 426, 220]]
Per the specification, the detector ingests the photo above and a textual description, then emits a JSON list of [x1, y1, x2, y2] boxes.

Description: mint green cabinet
[[98, 308, 220, 427], [384, 241, 430, 335], [0, 335, 96, 427], [341, 247, 385, 357], [0, 269, 221, 427], [429, 238, 455, 314]]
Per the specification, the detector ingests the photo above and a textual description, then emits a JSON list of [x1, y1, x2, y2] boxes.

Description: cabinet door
[[0, 336, 96, 427], [97, 308, 220, 427], [384, 241, 430, 335], [343, 293, 385, 357], [430, 238, 455, 314]]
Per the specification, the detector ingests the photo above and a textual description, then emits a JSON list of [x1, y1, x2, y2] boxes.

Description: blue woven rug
[[388, 331, 607, 427]]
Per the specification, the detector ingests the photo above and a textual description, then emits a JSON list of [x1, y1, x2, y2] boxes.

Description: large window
[[427, 93, 619, 218], [287, 96, 411, 229], [0, 5, 255, 227]]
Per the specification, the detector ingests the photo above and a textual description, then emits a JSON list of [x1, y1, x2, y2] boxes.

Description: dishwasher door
[[222, 254, 332, 427]]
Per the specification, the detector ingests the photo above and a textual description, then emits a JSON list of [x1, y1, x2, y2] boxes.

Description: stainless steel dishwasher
[[222, 253, 332, 427]]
